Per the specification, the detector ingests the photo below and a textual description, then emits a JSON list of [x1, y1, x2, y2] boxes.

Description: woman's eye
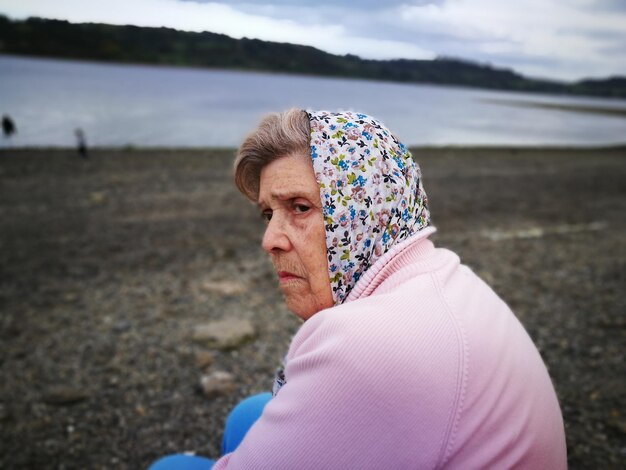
[[294, 204, 310, 214], [261, 210, 272, 222]]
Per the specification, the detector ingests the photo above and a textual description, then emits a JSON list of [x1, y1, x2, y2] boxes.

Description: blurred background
[[1, 0, 626, 148], [0, 1, 624, 469]]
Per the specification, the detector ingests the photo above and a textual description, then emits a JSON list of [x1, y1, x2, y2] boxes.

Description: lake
[[1, 54, 625, 148]]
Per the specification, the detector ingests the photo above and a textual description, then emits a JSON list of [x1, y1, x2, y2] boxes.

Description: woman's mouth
[[277, 271, 302, 283]]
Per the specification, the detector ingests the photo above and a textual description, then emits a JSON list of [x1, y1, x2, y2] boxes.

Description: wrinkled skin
[[258, 154, 333, 320]]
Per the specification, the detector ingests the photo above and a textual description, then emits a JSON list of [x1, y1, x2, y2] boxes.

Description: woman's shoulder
[[288, 282, 467, 390], [282, 277, 468, 468]]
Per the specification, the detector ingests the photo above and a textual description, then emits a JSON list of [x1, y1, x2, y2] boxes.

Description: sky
[[1, 0, 625, 82]]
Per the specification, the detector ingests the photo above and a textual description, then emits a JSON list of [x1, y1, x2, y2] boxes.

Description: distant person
[[2, 115, 16, 139], [74, 128, 88, 159]]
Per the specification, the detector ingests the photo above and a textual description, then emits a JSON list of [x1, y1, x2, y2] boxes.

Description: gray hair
[[234, 108, 310, 201]]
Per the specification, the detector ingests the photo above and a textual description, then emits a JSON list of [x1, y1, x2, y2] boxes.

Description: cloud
[[180, 0, 425, 7], [397, 0, 626, 79], [0, 0, 434, 60]]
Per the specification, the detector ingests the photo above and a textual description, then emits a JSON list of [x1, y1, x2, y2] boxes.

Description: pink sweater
[[214, 228, 567, 469]]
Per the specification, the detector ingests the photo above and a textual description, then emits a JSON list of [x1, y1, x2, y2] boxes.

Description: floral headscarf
[[307, 110, 431, 304]]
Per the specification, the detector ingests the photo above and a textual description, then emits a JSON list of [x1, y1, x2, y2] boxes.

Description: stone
[[200, 280, 245, 296], [200, 371, 236, 398], [194, 350, 215, 369], [89, 191, 106, 204], [192, 319, 256, 349], [43, 387, 90, 405], [112, 320, 130, 333]]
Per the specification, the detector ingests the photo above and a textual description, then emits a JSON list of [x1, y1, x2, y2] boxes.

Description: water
[[1, 54, 625, 148]]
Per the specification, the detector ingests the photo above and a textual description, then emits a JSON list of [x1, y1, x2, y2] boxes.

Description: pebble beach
[[1, 146, 624, 468]]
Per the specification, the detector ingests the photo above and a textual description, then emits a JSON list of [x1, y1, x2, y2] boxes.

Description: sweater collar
[[345, 226, 438, 302]]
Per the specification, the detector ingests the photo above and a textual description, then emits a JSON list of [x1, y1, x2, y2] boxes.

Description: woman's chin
[[284, 294, 318, 321]]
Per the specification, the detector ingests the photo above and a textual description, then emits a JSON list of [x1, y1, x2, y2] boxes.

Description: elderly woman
[[151, 110, 567, 469]]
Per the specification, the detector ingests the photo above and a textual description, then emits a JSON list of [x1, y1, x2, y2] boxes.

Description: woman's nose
[[261, 216, 291, 253]]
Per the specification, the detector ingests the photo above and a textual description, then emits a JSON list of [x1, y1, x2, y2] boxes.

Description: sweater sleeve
[[211, 288, 465, 470]]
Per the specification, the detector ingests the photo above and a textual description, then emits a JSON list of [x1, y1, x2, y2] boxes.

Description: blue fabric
[[221, 392, 272, 455], [147, 392, 272, 469], [148, 454, 216, 470]]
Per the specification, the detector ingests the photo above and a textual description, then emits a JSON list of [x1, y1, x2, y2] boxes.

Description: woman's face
[[258, 153, 333, 320]]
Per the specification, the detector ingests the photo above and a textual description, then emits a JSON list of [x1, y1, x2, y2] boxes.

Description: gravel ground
[[1, 147, 624, 469]]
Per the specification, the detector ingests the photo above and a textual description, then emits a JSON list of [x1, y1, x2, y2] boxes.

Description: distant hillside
[[1, 15, 624, 98]]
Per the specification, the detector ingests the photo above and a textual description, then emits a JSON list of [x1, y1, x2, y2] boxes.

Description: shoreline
[[2, 144, 626, 152], [482, 98, 626, 118], [1, 49, 624, 101]]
